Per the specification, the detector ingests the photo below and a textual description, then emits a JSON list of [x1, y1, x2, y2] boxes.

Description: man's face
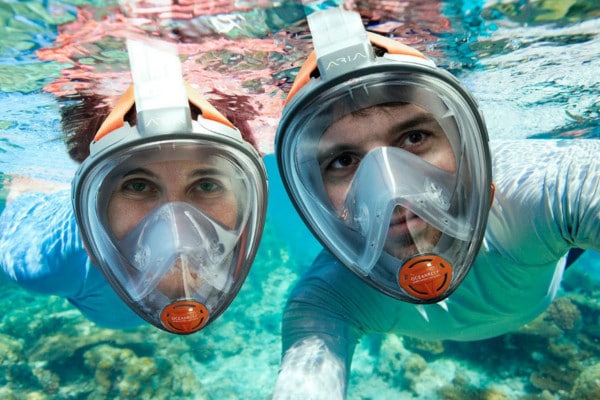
[[317, 103, 456, 259]]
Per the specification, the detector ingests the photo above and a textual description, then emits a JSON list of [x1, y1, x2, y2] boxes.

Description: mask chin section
[[160, 300, 210, 334], [397, 254, 454, 303], [148, 255, 226, 334]]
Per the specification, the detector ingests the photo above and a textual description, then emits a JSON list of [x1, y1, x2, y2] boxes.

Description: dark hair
[[61, 89, 257, 163]]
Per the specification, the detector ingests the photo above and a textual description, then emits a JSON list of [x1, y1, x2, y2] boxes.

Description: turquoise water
[[1, 0, 600, 398]]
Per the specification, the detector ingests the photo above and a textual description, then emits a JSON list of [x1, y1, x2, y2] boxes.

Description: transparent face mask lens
[[104, 146, 250, 233], [291, 91, 478, 268], [76, 130, 268, 332], [278, 65, 491, 302], [94, 143, 256, 302], [114, 202, 239, 300]]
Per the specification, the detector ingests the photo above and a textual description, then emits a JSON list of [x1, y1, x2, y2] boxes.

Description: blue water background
[[0, 0, 599, 398]]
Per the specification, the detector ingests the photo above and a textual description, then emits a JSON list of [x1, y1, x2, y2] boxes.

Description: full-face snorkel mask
[[72, 39, 267, 333], [276, 9, 492, 304]]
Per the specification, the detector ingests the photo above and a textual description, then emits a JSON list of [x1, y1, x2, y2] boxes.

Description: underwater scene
[[1, 0, 600, 399]]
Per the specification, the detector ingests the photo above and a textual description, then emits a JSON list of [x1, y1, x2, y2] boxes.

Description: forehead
[[119, 157, 237, 179], [137, 159, 211, 171], [127, 153, 237, 171], [320, 103, 436, 144]]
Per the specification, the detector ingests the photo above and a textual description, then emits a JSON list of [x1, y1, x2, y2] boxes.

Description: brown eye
[[330, 153, 359, 170], [404, 131, 426, 146]]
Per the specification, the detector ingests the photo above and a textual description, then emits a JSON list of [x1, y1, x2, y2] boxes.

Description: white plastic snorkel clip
[[307, 8, 374, 80], [126, 38, 192, 137]]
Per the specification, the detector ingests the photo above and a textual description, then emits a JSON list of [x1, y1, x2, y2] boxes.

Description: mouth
[[387, 210, 427, 237]]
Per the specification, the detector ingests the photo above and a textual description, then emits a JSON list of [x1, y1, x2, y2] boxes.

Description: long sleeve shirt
[[0, 190, 143, 328], [273, 139, 600, 399]]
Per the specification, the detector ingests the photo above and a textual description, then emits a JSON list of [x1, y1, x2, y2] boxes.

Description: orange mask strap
[[93, 83, 235, 142], [285, 32, 428, 104], [184, 82, 235, 129], [94, 85, 136, 141]]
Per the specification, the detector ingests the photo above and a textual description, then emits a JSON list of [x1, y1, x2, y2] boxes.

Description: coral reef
[[509, 298, 584, 395], [437, 372, 512, 400], [569, 362, 600, 400], [0, 286, 212, 399], [83, 344, 157, 398], [546, 297, 581, 330], [403, 336, 445, 356]]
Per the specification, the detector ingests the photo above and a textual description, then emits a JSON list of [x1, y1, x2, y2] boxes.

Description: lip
[[387, 211, 427, 237]]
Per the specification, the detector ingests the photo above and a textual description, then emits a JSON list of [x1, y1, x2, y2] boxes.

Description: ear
[[489, 183, 495, 208], [82, 242, 100, 268]]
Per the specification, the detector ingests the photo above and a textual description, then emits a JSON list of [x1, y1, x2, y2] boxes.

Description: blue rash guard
[[273, 139, 600, 399], [0, 190, 143, 329]]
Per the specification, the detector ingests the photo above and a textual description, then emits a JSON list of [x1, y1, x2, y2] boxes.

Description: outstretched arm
[[0, 189, 86, 296], [0, 187, 142, 328], [273, 251, 369, 400], [1, 174, 69, 206]]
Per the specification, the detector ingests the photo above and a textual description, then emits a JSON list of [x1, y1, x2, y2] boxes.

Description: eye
[[329, 153, 360, 170], [123, 180, 150, 192], [196, 179, 222, 193], [121, 179, 158, 195], [191, 177, 231, 199], [401, 131, 428, 147], [321, 151, 362, 185]]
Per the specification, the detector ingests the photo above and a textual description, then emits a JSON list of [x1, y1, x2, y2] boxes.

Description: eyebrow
[[317, 112, 439, 165], [121, 167, 230, 179], [391, 113, 439, 131], [190, 167, 230, 178], [122, 167, 156, 178]]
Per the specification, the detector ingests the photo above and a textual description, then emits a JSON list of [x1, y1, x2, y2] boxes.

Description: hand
[[273, 337, 346, 400]]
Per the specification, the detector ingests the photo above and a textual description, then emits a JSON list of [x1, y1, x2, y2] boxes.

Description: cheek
[[204, 196, 239, 229], [107, 200, 147, 240], [325, 184, 347, 212], [428, 146, 457, 173]]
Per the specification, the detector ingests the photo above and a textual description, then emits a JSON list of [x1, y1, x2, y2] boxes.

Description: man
[[272, 9, 599, 399]]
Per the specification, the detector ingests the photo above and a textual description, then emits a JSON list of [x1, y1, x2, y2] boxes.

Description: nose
[[165, 193, 185, 203], [163, 185, 188, 203]]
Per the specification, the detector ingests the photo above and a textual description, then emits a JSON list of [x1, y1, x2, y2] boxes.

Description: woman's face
[[107, 158, 241, 299], [108, 159, 239, 240], [317, 103, 456, 259]]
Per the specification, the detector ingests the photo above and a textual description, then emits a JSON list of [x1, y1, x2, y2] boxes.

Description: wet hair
[[61, 90, 256, 163]]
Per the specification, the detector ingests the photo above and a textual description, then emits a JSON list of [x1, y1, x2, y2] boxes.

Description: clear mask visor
[[342, 147, 472, 272], [117, 201, 239, 301]]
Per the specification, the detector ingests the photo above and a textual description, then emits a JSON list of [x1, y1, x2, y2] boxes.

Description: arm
[[0, 190, 86, 296], [2, 174, 69, 205], [487, 139, 600, 262], [273, 251, 370, 400], [0, 189, 142, 328]]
